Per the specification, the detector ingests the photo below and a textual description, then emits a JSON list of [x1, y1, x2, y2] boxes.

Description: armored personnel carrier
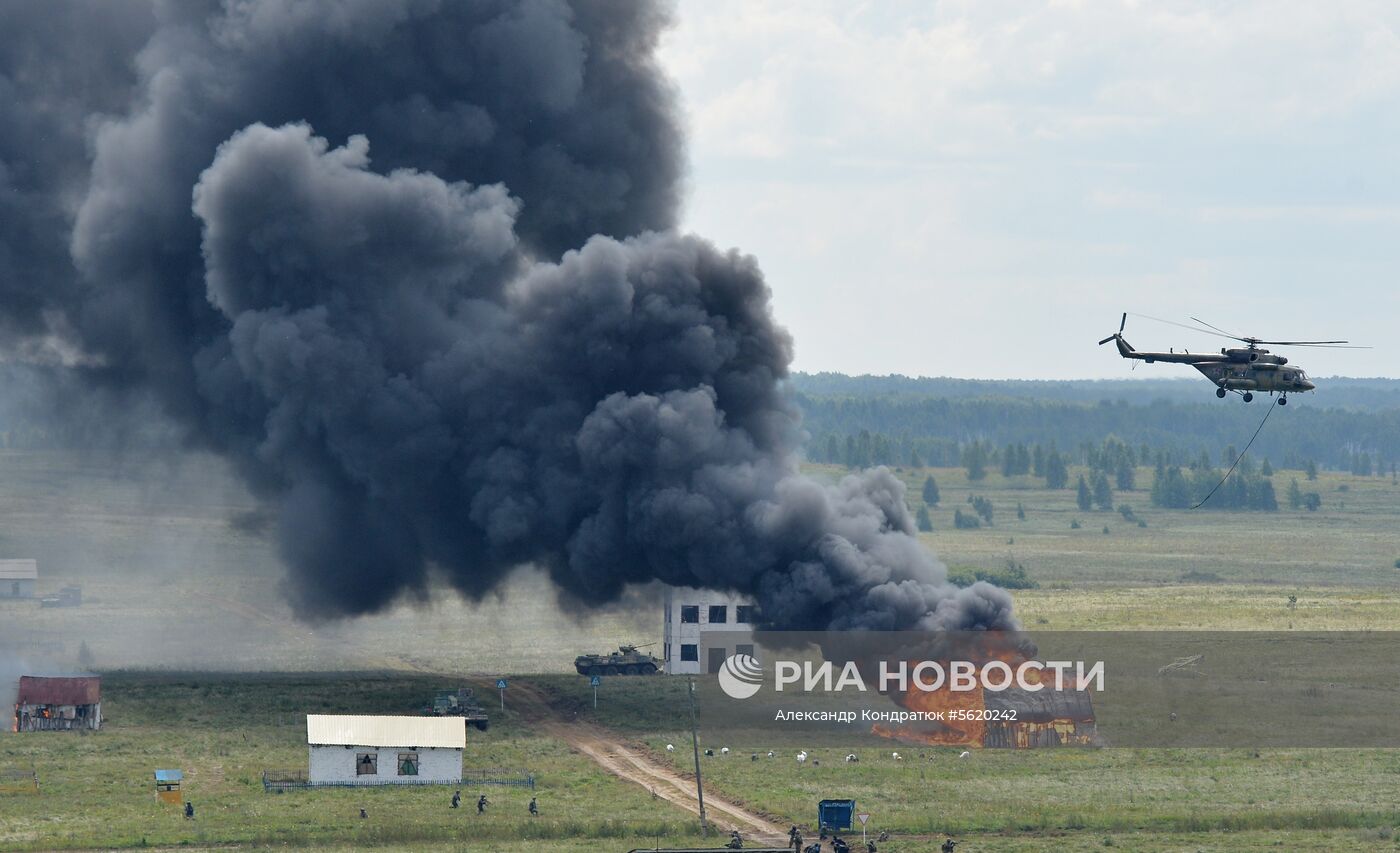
[[574, 643, 664, 676], [422, 687, 490, 730]]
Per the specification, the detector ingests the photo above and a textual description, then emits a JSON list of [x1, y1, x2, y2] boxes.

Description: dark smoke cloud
[[0, 0, 154, 360], [0, 0, 1015, 633]]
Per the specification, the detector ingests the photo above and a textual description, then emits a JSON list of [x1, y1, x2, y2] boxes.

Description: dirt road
[[504, 680, 788, 844]]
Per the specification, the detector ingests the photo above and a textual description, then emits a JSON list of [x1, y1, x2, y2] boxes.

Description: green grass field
[[868, 462, 1400, 631], [0, 672, 702, 851], [3, 451, 1400, 851], [3, 673, 1397, 852]]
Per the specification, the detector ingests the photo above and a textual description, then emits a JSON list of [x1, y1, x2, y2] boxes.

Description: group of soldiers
[[786, 823, 957, 852], [184, 792, 545, 824], [788, 824, 877, 852], [448, 791, 539, 816]]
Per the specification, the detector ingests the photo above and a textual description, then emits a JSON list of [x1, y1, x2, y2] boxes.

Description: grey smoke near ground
[[0, 0, 1015, 633], [0, 656, 23, 711]]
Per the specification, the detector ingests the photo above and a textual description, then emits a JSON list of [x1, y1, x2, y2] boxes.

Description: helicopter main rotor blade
[[1251, 339, 1347, 346], [1118, 312, 1126, 333], [1188, 316, 1247, 341], [1129, 313, 1239, 341], [1269, 343, 1372, 349], [1098, 335, 1117, 345]]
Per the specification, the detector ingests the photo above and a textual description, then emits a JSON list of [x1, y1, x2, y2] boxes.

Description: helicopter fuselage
[[1111, 337, 1315, 394]]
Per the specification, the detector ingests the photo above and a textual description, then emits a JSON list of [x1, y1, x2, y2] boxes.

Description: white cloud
[[663, 0, 1400, 379]]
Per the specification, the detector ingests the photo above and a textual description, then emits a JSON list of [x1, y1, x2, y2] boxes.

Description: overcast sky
[[660, 1, 1400, 380]]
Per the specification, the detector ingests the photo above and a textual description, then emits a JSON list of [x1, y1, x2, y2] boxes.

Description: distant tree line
[[799, 393, 1400, 476]]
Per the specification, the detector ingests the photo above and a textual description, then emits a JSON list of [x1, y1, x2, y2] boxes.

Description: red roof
[[16, 676, 101, 706]]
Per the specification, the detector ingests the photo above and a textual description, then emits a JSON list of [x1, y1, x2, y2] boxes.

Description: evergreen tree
[[1076, 475, 1092, 511], [1115, 455, 1135, 491], [1092, 471, 1113, 510], [873, 433, 892, 466], [1016, 502, 1026, 521], [1252, 477, 1278, 511], [963, 442, 988, 481], [916, 505, 933, 532], [922, 475, 941, 507], [1306, 459, 1318, 481], [825, 434, 839, 464], [1001, 443, 1017, 477], [1150, 466, 1194, 509], [1359, 453, 1374, 477], [1261, 458, 1273, 477], [1287, 477, 1303, 510], [1032, 444, 1045, 478], [1045, 451, 1069, 490], [854, 430, 873, 468], [909, 449, 924, 469]]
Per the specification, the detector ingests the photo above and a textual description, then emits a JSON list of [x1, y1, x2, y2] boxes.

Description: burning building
[[14, 675, 102, 732], [876, 680, 1098, 749], [870, 633, 1099, 748], [983, 686, 1097, 748]]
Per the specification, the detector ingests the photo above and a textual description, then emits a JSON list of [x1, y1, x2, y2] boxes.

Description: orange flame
[[869, 632, 1094, 748]]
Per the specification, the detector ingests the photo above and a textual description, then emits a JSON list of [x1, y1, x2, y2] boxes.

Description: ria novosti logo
[[715, 654, 1105, 700], [717, 653, 765, 699]]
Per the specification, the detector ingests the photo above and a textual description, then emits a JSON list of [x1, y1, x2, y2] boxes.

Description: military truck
[[422, 687, 490, 730], [574, 643, 664, 676]]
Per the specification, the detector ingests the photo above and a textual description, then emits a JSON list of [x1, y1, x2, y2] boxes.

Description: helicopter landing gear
[[1242, 392, 1254, 402], [1279, 396, 1287, 406], [1216, 387, 1227, 398]]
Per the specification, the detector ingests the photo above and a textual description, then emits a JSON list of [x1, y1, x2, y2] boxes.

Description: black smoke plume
[[0, 0, 1015, 633]]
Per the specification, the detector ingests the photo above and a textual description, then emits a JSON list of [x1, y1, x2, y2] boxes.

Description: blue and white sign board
[[590, 675, 601, 687], [496, 678, 508, 689]]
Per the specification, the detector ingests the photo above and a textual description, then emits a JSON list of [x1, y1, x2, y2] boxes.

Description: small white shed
[[306, 715, 465, 785], [0, 559, 37, 599]]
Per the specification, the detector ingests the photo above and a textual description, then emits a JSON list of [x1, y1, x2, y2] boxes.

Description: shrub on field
[[949, 559, 1038, 590]]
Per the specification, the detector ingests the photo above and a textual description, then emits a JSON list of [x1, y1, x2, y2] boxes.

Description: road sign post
[[590, 674, 601, 708], [857, 812, 870, 845], [496, 678, 507, 711]]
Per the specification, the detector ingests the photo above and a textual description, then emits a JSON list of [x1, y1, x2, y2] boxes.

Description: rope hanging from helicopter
[[1101, 312, 1368, 507], [1191, 393, 1281, 509]]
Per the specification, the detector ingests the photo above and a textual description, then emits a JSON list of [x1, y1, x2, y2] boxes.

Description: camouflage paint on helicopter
[[1099, 313, 1365, 403]]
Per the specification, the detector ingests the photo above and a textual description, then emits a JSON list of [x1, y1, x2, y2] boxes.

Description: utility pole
[[687, 676, 708, 834]]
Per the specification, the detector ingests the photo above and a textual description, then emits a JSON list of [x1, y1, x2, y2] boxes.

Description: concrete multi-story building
[[661, 586, 760, 675]]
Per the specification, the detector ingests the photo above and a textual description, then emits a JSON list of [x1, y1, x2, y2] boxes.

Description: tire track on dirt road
[[503, 680, 787, 843]]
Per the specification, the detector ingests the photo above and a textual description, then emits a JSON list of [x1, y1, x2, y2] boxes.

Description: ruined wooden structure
[[13, 676, 102, 732]]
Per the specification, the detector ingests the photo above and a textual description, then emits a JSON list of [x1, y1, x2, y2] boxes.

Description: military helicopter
[[1098, 313, 1364, 404]]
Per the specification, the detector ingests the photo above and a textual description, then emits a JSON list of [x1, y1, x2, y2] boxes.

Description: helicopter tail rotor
[[1098, 312, 1127, 346]]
